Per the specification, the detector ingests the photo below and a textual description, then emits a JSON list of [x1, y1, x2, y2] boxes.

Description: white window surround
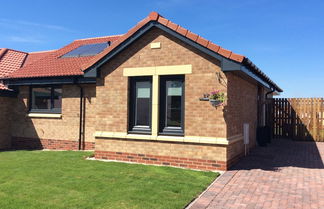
[[27, 113, 62, 119], [123, 64, 192, 137]]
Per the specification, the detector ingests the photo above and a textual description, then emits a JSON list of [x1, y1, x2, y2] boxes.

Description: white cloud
[[7, 36, 44, 43], [0, 18, 74, 32]]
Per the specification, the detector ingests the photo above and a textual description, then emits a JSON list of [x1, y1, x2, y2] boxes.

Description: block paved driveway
[[188, 139, 324, 209]]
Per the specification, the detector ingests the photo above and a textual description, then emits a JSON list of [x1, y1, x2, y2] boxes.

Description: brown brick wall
[[226, 73, 258, 144], [93, 27, 261, 170], [225, 73, 258, 162], [95, 138, 227, 170], [12, 137, 94, 150], [0, 96, 14, 149], [11, 84, 96, 150], [96, 27, 227, 137]]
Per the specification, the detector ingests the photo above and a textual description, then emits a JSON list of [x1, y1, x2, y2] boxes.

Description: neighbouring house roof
[[4, 35, 121, 79], [0, 48, 27, 77], [23, 50, 57, 66], [0, 48, 56, 91], [1, 12, 282, 92], [0, 48, 28, 90]]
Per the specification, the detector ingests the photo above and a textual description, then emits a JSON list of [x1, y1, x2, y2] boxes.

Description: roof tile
[[167, 21, 178, 31], [217, 47, 232, 58], [157, 16, 169, 26], [207, 42, 220, 53], [186, 31, 199, 42], [229, 52, 245, 62], [176, 25, 188, 36], [197, 36, 209, 47], [149, 11, 159, 21]]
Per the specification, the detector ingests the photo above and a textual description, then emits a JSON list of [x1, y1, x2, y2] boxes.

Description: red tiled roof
[[0, 48, 28, 78], [5, 12, 245, 79], [6, 35, 121, 79], [82, 12, 245, 71], [0, 48, 29, 90], [23, 50, 56, 67]]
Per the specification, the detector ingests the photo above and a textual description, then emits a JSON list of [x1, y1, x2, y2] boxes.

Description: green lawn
[[0, 151, 218, 209]]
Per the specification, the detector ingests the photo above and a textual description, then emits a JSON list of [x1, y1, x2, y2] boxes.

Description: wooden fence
[[270, 98, 324, 142]]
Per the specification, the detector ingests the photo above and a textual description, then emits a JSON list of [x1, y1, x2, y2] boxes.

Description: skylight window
[[61, 42, 110, 58]]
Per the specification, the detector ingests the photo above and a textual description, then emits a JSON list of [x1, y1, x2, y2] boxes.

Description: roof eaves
[[243, 58, 283, 92]]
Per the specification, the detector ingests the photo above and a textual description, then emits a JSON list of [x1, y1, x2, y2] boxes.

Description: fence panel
[[271, 98, 324, 142]]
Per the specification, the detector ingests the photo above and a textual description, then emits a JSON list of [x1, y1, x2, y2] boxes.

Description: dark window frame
[[159, 75, 185, 136], [29, 85, 62, 114], [128, 77, 152, 134]]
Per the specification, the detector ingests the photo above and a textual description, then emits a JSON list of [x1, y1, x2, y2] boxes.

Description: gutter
[[265, 89, 275, 98], [243, 58, 283, 93]]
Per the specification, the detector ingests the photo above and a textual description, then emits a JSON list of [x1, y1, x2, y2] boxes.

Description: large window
[[159, 75, 184, 135], [129, 77, 152, 134], [30, 86, 62, 113]]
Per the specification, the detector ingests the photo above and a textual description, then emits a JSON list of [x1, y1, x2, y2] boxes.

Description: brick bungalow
[[0, 12, 282, 170]]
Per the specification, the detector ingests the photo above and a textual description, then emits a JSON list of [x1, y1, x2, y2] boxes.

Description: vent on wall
[[61, 42, 111, 58]]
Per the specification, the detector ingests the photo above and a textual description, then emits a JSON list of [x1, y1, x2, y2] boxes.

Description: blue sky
[[0, 0, 323, 98]]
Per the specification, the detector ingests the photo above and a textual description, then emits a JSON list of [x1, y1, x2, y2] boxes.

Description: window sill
[[27, 113, 62, 119], [94, 131, 243, 145]]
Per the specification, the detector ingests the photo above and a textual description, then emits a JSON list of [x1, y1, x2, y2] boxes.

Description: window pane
[[135, 81, 151, 126], [32, 87, 51, 110], [166, 80, 182, 127], [53, 88, 62, 109]]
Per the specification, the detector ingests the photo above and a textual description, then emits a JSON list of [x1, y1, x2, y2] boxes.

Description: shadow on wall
[[222, 72, 258, 166], [0, 96, 15, 150], [8, 85, 96, 151], [10, 92, 42, 150]]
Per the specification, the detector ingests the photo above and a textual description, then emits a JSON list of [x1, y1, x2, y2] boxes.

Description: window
[[159, 75, 184, 135], [129, 77, 152, 134], [30, 86, 62, 113]]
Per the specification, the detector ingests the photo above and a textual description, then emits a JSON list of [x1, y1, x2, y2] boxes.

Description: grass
[[0, 151, 218, 209]]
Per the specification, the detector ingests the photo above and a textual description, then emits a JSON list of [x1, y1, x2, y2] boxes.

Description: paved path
[[188, 139, 324, 209]]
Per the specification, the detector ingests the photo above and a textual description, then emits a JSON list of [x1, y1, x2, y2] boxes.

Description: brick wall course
[[95, 138, 227, 170]]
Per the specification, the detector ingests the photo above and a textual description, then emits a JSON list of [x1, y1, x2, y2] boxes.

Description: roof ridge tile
[[74, 34, 123, 42]]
